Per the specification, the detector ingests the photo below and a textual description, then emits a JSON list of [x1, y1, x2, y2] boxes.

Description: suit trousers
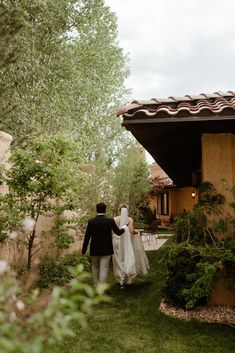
[[92, 255, 111, 287]]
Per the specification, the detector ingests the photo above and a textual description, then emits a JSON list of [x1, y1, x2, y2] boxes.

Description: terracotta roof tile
[[117, 91, 235, 118]]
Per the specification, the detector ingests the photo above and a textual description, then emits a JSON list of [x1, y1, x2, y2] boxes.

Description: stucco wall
[[201, 133, 235, 305], [170, 187, 197, 215], [202, 133, 234, 205], [232, 134, 235, 184]]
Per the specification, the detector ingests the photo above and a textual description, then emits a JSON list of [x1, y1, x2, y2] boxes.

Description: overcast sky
[[105, 0, 235, 100]]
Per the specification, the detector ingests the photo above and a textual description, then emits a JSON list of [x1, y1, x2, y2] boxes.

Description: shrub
[[162, 182, 235, 309], [173, 209, 207, 244], [39, 252, 90, 288], [173, 182, 235, 246], [0, 261, 107, 353], [161, 244, 221, 309]]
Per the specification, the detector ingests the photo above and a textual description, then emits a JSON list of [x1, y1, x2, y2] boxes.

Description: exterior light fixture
[[192, 190, 196, 198]]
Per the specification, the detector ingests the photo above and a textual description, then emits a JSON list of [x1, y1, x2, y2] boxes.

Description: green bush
[[0, 262, 107, 353], [162, 181, 235, 309], [39, 252, 90, 288], [161, 244, 221, 309], [173, 209, 207, 244]]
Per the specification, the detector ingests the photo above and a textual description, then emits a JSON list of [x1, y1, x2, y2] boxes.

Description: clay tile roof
[[117, 91, 235, 118]]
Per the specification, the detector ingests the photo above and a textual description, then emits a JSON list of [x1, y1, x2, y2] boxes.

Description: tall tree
[[112, 145, 150, 223], [0, 0, 24, 118], [0, 0, 130, 166]]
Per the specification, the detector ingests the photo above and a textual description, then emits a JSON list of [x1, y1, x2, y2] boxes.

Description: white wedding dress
[[112, 208, 149, 285], [131, 231, 149, 275]]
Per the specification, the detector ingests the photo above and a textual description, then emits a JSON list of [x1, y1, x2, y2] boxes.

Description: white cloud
[[105, 0, 235, 99]]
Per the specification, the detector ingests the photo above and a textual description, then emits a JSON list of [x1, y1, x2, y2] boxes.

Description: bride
[[112, 204, 149, 289]]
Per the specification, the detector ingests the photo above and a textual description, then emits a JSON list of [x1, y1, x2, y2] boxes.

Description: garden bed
[[159, 301, 235, 326]]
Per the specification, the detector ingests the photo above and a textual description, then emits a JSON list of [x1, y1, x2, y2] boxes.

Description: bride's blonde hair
[[119, 203, 128, 212]]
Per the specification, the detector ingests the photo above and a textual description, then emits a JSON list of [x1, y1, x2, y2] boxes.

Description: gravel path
[[159, 301, 235, 326]]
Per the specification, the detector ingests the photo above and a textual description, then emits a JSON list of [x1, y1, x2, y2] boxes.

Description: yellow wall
[[148, 187, 197, 226], [149, 163, 197, 226], [170, 187, 197, 215], [202, 133, 235, 209], [232, 134, 235, 184]]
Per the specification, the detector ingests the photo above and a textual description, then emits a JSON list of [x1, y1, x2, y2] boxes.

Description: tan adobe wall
[[233, 134, 235, 184], [170, 187, 197, 215], [202, 133, 234, 205], [202, 133, 235, 240], [202, 133, 235, 305]]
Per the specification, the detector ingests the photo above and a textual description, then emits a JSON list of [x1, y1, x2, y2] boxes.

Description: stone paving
[[76, 232, 174, 252], [141, 232, 174, 251]]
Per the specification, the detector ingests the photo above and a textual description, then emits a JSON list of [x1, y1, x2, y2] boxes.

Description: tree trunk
[[27, 230, 35, 271]]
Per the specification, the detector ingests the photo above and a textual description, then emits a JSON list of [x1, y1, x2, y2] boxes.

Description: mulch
[[159, 301, 235, 327]]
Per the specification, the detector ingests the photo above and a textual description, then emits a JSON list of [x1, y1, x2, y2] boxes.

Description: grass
[[55, 247, 235, 353]]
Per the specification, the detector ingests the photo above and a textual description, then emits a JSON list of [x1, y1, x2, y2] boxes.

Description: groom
[[82, 202, 127, 287]]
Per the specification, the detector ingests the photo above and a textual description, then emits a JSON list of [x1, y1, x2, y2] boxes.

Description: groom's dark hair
[[96, 202, 106, 213]]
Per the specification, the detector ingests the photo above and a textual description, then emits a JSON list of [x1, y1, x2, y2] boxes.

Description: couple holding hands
[[82, 202, 149, 289]]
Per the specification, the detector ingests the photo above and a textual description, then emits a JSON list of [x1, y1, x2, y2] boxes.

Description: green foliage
[[173, 182, 235, 245], [223, 237, 235, 254], [38, 252, 90, 288], [79, 144, 151, 222], [2, 136, 83, 269], [173, 209, 207, 244], [182, 261, 220, 309], [197, 182, 225, 214], [8, 136, 82, 198], [0, 0, 23, 70], [161, 244, 221, 309], [0, 0, 134, 230], [51, 216, 76, 249], [112, 145, 150, 223], [79, 159, 116, 216], [0, 0, 130, 166], [167, 182, 235, 309], [0, 193, 21, 243], [0, 262, 107, 353]]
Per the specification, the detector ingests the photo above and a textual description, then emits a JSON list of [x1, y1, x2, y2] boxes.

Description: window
[[157, 192, 169, 215]]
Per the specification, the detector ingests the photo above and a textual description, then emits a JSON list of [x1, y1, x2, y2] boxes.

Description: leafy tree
[[3, 136, 83, 270], [112, 145, 150, 223], [1, 0, 75, 137], [0, 0, 130, 167], [79, 158, 115, 217], [72, 0, 130, 162], [0, 1, 23, 70], [0, 0, 24, 120]]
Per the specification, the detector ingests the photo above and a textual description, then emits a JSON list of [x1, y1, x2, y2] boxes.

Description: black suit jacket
[[82, 215, 124, 256]]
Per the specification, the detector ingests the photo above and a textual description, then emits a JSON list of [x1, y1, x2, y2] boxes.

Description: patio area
[[138, 230, 174, 251]]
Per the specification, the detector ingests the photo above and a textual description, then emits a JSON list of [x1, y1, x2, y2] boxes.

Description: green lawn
[[56, 248, 235, 353]]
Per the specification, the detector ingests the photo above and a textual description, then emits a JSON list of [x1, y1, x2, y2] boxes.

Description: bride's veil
[[120, 207, 128, 227]]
